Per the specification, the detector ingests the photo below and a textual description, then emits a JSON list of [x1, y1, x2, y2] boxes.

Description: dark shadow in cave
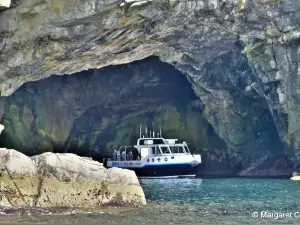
[[61, 57, 226, 161], [0, 54, 291, 176], [0, 57, 225, 162]]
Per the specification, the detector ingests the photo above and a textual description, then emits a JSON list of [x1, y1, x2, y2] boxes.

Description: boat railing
[[149, 153, 191, 157], [110, 145, 141, 161]]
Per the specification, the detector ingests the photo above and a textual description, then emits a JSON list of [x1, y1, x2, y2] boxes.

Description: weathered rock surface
[[1, 0, 300, 175], [0, 148, 146, 207]]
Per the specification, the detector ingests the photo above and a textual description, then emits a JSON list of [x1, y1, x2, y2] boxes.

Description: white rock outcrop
[[0, 125, 146, 208], [0, 0, 10, 8]]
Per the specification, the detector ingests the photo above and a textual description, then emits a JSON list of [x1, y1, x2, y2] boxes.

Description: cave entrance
[[0, 57, 225, 162], [0, 54, 291, 176]]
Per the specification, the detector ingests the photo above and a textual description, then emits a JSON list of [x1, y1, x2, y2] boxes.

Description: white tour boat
[[104, 125, 201, 178]]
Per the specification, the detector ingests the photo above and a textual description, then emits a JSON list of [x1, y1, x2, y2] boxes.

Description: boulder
[[0, 149, 146, 207], [0, 124, 4, 134], [0, 0, 10, 8], [290, 176, 300, 181]]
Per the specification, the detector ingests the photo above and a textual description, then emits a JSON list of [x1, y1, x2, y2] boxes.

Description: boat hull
[[104, 154, 201, 178], [128, 163, 200, 177]]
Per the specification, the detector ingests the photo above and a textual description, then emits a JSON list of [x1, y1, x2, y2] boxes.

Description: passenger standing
[[117, 149, 121, 161], [128, 151, 133, 160], [122, 150, 126, 161], [112, 149, 117, 161]]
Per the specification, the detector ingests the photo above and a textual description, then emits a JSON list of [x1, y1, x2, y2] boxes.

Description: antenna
[[145, 125, 148, 138], [139, 124, 142, 138], [159, 126, 162, 138]]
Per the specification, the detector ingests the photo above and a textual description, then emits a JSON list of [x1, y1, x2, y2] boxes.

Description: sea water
[[1, 178, 300, 224]]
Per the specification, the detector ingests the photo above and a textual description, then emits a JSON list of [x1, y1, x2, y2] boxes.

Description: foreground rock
[[0, 149, 146, 207]]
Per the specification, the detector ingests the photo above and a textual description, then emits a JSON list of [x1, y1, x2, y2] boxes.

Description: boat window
[[170, 146, 176, 153], [160, 146, 171, 154], [178, 146, 185, 153], [184, 146, 190, 153], [151, 147, 156, 154], [170, 146, 185, 153], [156, 147, 162, 155]]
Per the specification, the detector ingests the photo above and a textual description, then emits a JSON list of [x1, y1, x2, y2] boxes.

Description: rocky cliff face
[[0, 0, 299, 175]]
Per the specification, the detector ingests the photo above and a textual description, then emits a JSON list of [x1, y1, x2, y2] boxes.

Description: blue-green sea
[[1, 178, 300, 224]]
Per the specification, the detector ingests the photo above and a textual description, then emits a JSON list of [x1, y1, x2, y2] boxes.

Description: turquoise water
[[141, 178, 299, 211], [1, 178, 300, 224]]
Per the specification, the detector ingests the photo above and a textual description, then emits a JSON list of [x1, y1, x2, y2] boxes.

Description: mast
[[139, 124, 142, 138], [145, 125, 148, 138], [159, 126, 162, 138]]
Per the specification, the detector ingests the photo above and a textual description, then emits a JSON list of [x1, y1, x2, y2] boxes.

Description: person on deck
[[122, 150, 126, 161], [117, 149, 121, 161], [112, 149, 117, 161], [128, 151, 133, 160]]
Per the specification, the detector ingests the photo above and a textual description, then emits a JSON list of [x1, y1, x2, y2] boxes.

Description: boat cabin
[[108, 125, 192, 162], [112, 138, 192, 162], [134, 138, 191, 159]]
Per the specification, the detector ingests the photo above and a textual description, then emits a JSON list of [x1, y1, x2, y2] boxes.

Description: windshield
[[160, 146, 171, 154], [170, 145, 185, 153], [184, 145, 190, 153]]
